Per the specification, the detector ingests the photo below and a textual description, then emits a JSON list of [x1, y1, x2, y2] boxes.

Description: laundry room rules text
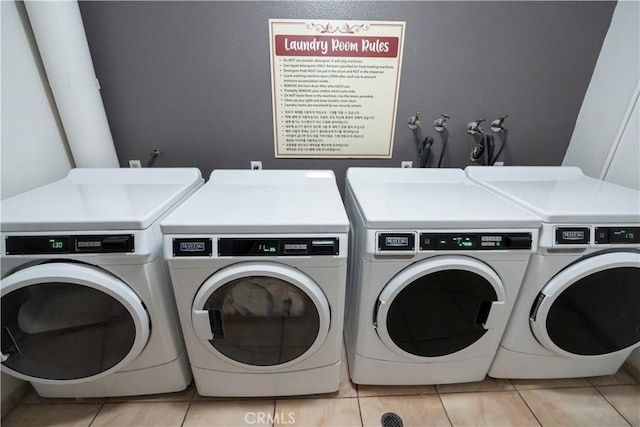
[[269, 20, 405, 158]]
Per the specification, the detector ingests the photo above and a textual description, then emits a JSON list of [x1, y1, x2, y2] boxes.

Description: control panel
[[595, 227, 639, 245], [377, 232, 532, 252], [172, 237, 340, 257], [5, 235, 135, 255], [554, 226, 640, 245]]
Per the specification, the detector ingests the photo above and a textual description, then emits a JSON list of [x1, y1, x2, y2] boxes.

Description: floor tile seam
[[20, 400, 105, 405], [87, 401, 105, 427], [436, 388, 522, 397], [106, 398, 193, 404], [513, 388, 543, 427], [355, 392, 365, 427], [272, 398, 276, 427], [592, 384, 634, 427], [356, 392, 426, 398], [586, 372, 639, 388], [274, 394, 355, 400], [97, 400, 192, 406], [511, 384, 602, 391], [434, 391, 454, 427], [436, 387, 515, 395], [594, 383, 640, 391], [275, 396, 359, 402], [179, 399, 194, 427]]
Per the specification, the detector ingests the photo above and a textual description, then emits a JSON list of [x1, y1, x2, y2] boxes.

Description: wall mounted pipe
[[24, 0, 119, 168]]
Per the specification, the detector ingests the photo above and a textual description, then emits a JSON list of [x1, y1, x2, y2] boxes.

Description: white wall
[[1, 0, 74, 415], [563, 0, 640, 185], [1, 0, 74, 201]]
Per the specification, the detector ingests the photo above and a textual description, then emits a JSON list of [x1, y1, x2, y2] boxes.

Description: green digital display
[[611, 229, 639, 243], [257, 242, 278, 253], [454, 237, 475, 248], [50, 239, 65, 250], [614, 230, 634, 239], [436, 235, 478, 249]]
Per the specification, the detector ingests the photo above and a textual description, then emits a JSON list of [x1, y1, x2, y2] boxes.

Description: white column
[[24, 0, 120, 168]]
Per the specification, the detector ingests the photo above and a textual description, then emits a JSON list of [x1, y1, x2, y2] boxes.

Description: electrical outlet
[[129, 160, 142, 168], [401, 161, 413, 168], [494, 161, 504, 167], [250, 161, 262, 170]]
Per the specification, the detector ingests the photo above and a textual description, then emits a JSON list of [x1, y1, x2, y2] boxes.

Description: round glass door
[[192, 263, 330, 368], [1, 263, 150, 383], [376, 256, 505, 358], [531, 252, 640, 357]]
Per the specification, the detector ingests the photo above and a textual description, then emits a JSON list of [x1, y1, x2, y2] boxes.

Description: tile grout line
[[87, 401, 105, 427], [513, 387, 543, 427], [355, 394, 365, 427], [435, 391, 455, 427], [272, 398, 276, 427], [344, 346, 364, 427], [592, 384, 635, 427], [179, 395, 196, 427]]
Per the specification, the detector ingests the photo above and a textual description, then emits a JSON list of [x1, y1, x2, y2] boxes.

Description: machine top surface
[[1, 168, 203, 232], [346, 168, 540, 229], [465, 166, 640, 223], [161, 170, 349, 234]]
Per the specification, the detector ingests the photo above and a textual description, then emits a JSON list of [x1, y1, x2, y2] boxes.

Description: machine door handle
[[480, 301, 505, 329], [208, 309, 225, 339], [192, 309, 213, 341]]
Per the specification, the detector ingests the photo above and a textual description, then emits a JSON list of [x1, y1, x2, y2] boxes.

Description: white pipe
[[24, 0, 119, 168]]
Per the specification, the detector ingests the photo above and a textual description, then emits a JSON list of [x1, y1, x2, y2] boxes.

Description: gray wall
[[79, 1, 615, 191]]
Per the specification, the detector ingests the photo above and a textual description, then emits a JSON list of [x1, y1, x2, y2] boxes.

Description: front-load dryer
[[344, 168, 540, 385], [466, 166, 640, 379], [161, 170, 349, 397], [1, 168, 203, 397]]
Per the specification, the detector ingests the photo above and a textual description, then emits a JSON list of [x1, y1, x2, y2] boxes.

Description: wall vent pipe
[[24, 0, 119, 168]]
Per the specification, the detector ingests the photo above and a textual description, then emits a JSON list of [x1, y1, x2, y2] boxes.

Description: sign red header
[[275, 35, 399, 58]]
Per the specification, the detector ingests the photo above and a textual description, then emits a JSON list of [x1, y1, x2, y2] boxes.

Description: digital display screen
[[257, 241, 278, 254], [6, 236, 71, 255], [435, 235, 478, 250], [218, 239, 280, 256], [610, 228, 640, 244], [49, 238, 67, 251]]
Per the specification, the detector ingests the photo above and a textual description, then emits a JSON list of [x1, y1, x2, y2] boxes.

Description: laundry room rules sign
[[269, 20, 405, 158]]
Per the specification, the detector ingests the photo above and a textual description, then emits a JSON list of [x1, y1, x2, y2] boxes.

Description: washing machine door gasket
[[0, 263, 150, 384], [192, 262, 330, 370], [375, 256, 506, 360], [530, 251, 640, 358]]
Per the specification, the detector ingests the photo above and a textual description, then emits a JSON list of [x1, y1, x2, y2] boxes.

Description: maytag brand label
[[173, 238, 212, 257], [180, 242, 206, 252], [555, 227, 590, 245], [378, 233, 415, 251], [386, 236, 409, 246], [562, 231, 584, 240]]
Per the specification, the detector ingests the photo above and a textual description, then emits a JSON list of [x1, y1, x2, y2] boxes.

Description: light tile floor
[[3, 351, 638, 427]]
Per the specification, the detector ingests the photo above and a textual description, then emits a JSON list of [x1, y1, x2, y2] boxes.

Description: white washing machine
[[161, 170, 349, 397], [344, 168, 540, 385], [466, 166, 640, 379], [1, 168, 203, 397]]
